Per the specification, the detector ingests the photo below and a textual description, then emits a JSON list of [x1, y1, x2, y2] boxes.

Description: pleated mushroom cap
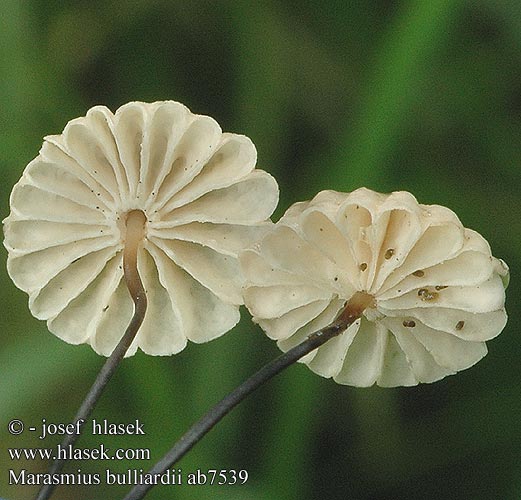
[[240, 188, 509, 387], [4, 101, 279, 356]]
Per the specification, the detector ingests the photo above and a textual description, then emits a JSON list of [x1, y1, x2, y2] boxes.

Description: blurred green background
[[1, 1, 520, 499]]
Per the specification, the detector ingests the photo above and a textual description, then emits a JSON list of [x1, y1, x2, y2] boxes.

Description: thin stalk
[[123, 291, 372, 500], [35, 210, 147, 500]]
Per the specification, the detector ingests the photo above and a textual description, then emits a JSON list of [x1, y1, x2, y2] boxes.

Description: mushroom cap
[[4, 101, 279, 356], [240, 187, 509, 387]]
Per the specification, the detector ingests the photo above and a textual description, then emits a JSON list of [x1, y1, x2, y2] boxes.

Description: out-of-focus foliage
[[1, 1, 520, 499]]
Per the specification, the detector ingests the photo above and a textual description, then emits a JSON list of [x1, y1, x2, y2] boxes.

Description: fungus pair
[[3, 100, 509, 389]]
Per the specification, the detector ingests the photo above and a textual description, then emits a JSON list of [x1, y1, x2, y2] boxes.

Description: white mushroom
[[240, 188, 509, 387], [3, 101, 279, 356]]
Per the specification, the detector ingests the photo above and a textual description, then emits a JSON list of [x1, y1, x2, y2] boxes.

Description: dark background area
[[1, 1, 520, 499]]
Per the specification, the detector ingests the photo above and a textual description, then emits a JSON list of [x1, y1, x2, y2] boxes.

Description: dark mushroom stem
[[35, 210, 148, 500], [122, 291, 372, 500]]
